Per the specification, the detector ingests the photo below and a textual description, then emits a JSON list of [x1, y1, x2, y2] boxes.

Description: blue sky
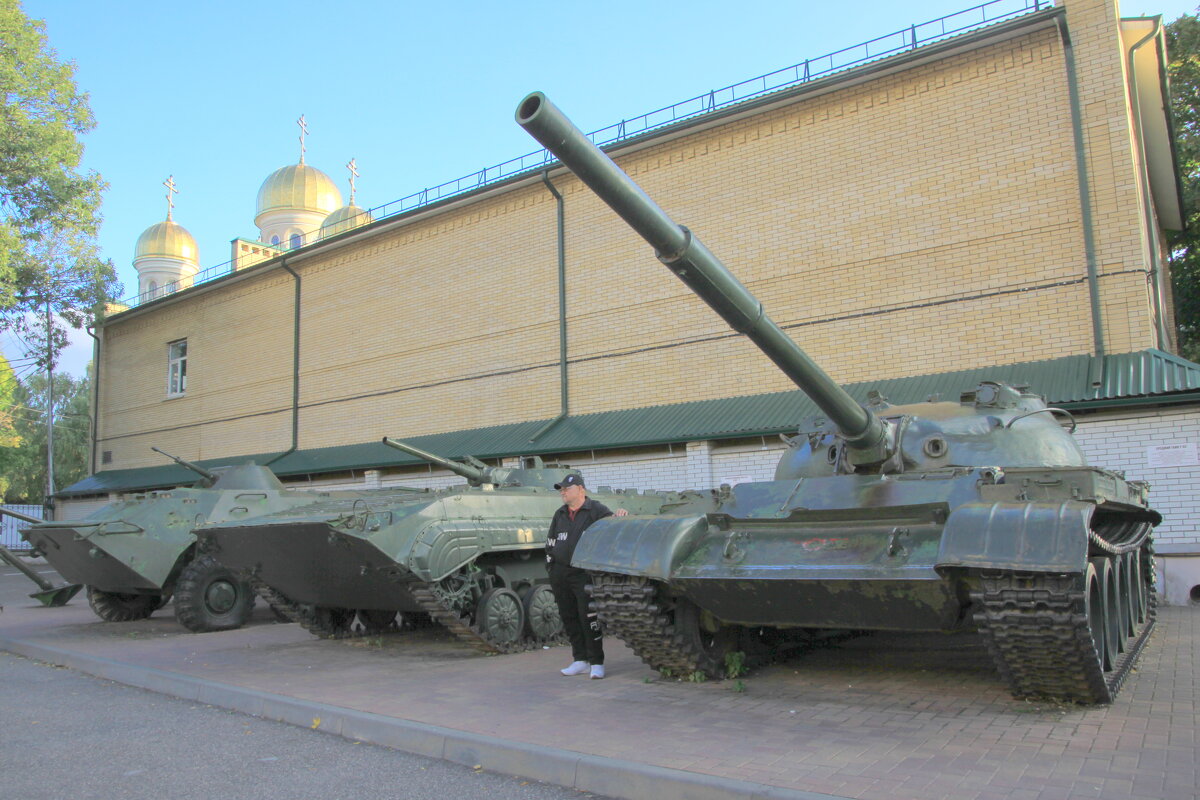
[[5, 0, 1197, 378]]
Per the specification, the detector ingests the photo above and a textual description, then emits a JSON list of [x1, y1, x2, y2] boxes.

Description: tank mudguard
[[937, 500, 1092, 572], [571, 515, 709, 580]]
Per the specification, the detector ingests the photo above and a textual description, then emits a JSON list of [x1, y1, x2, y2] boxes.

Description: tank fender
[[571, 515, 709, 581], [937, 500, 1092, 572]]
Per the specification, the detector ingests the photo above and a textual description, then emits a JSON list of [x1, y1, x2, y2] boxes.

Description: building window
[[288, 232, 302, 250], [147, 280, 158, 298], [271, 235, 280, 246], [167, 339, 187, 397]]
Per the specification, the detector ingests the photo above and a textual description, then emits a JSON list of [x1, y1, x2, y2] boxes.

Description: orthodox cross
[[298, 114, 308, 164], [346, 158, 359, 205], [163, 175, 178, 221]]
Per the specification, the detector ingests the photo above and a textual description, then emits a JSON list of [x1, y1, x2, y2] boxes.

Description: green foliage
[[1, 369, 91, 503], [686, 670, 707, 683], [659, 667, 674, 678], [1166, 10, 1200, 359], [724, 650, 747, 679], [0, 1, 118, 367], [731, 679, 746, 693]]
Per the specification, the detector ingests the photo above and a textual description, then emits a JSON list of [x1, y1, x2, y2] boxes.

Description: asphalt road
[[0, 564, 610, 800]]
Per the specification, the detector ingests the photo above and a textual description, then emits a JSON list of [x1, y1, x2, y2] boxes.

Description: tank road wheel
[[1083, 562, 1108, 674], [1090, 557, 1120, 670], [1116, 553, 1137, 640], [87, 587, 159, 622], [173, 555, 256, 633], [298, 606, 357, 639], [1130, 549, 1147, 624], [476, 588, 525, 646], [522, 584, 563, 642], [355, 609, 400, 634], [672, 596, 741, 678]]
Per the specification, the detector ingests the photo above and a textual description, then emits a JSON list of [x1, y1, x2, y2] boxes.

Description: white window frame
[[167, 339, 187, 397]]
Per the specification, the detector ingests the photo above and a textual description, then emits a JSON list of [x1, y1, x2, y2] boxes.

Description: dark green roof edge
[[60, 349, 1200, 497]]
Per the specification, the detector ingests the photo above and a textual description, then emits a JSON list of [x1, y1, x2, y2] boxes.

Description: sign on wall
[[1146, 443, 1199, 469]]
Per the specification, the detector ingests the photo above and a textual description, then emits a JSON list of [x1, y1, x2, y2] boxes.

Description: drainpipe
[[1125, 17, 1171, 351], [86, 324, 100, 474], [265, 257, 301, 467], [530, 171, 569, 442], [1057, 16, 1107, 388]]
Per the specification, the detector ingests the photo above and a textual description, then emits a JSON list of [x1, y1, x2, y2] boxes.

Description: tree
[[0, 352, 21, 498], [1167, 10, 1200, 361], [1, 369, 91, 504], [0, 1, 119, 369]]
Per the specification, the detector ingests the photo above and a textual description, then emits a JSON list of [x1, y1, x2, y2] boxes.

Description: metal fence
[[116, 0, 1049, 310], [1, 505, 42, 550]]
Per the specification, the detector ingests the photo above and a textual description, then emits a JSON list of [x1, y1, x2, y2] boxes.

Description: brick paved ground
[[0, 595, 1195, 800]]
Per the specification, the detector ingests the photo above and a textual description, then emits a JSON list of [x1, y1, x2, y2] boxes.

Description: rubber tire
[[173, 554, 255, 633], [477, 587, 525, 645], [87, 586, 159, 622], [522, 584, 563, 641]]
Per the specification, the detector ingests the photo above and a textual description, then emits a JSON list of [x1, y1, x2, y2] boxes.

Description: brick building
[[63, 0, 1200, 603]]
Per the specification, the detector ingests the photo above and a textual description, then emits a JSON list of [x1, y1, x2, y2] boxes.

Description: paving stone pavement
[[0, 594, 1195, 800]]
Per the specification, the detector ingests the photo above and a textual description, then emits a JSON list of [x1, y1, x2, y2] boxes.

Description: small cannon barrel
[[0, 506, 42, 525], [382, 437, 487, 484], [515, 92, 888, 454], [151, 446, 218, 482]]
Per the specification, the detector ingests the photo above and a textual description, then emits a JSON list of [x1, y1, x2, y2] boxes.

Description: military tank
[[198, 437, 709, 651], [515, 91, 1160, 703], [17, 448, 335, 632]]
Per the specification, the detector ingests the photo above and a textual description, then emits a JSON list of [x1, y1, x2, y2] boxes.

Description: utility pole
[[45, 299, 55, 515]]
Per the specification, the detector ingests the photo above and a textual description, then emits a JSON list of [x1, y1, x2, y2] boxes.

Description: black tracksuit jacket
[[545, 497, 613, 569]]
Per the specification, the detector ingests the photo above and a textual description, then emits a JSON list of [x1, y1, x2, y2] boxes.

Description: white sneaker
[[589, 664, 605, 680], [561, 660, 590, 676]]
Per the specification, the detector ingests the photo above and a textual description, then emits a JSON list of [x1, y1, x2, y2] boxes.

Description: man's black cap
[[554, 474, 585, 490]]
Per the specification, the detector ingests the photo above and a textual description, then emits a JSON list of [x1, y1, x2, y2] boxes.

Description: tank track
[[409, 584, 547, 655], [588, 572, 733, 676], [971, 556, 1155, 704], [249, 579, 403, 640]]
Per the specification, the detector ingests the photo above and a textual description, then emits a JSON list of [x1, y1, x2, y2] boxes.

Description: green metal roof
[[61, 349, 1200, 497]]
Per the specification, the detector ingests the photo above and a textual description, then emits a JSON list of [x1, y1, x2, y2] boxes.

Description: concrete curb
[[1, 635, 848, 800]]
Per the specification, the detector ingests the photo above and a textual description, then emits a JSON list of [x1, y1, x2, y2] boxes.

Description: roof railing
[[118, 0, 1049, 310]]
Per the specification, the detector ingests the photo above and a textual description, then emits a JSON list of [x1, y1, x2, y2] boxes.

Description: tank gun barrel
[[382, 437, 488, 484], [151, 447, 218, 482], [515, 92, 890, 459]]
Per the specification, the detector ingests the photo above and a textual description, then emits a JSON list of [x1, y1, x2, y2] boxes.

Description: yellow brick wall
[[95, 1, 1162, 471]]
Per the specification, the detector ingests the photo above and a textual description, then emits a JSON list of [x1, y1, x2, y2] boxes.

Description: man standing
[[545, 474, 626, 679]]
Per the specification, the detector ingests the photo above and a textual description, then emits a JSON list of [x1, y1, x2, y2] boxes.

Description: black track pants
[[548, 564, 603, 665]]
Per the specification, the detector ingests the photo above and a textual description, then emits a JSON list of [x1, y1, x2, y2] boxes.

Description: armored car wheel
[[87, 586, 159, 622], [522, 584, 563, 641], [476, 588, 525, 645], [174, 554, 256, 633]]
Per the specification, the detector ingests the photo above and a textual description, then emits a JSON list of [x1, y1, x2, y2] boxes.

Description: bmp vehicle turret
[[18, 448, 335, 632], [516, 91, 1160, 703], [198, 438, 710, 651]]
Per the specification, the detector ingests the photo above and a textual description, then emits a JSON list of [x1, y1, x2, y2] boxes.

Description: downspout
[[1125, 17, 1171, 351], [264, 257, 301, 467], [530, 171, 569, 442], [1057, 16, 1107, 387], [85, 325, 100, 474]]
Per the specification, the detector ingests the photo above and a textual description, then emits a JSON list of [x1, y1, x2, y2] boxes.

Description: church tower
[[254, 115, 342, 249], [133, 175, 199, 301]]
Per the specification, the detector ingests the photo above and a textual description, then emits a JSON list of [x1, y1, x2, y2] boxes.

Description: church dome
[[320, 203, 374, 238], [255, 164, 342, 222], [134, 220, 198, 263]]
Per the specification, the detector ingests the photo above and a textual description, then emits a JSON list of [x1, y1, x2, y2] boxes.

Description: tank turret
[[383, 437, 581, 488]]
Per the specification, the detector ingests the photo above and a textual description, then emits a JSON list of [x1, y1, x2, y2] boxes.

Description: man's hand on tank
[[614, 509, 629, 517]]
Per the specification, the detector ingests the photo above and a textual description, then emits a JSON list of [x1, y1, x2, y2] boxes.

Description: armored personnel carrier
[[18, 448, 335, 632], [516, 91, 1160, 703], [199, 438, 709, 651]]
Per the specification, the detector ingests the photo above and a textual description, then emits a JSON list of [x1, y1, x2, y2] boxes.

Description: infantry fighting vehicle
[[516, 91, 1160, 703], [198, 438, 708, 651], [17, 448, 335, 632]]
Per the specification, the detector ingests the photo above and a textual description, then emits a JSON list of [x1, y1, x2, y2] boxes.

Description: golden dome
[[134, 220, 198, 262], [320, 204, 374, 238], [255, 164, 342, 219]]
